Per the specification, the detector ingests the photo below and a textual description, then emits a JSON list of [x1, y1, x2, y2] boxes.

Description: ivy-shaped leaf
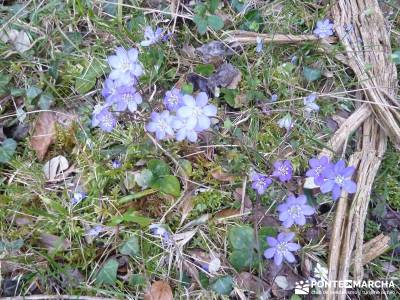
[[120, 236, 140, 256], [0, 139, 17, 164], [207, 15, 224, 31], [95, 259, 118, 285]]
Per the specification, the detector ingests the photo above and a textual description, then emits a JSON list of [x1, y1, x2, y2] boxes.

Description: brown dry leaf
[[207, 63, 241, 92], [40, 233, 71, 252], [211, 169, 235, 182], [233, 188, 252, 211], [195, 41, 234, 64], [235, 272, 270, 295], [30, 112, 57, 161], [178, 191, 195, 225], [215, 208, 241, 220], [144, 280, 173, 300], [42, 155, 69, 180]]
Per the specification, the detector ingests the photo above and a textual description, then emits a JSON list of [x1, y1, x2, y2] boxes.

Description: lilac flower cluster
[[263, 194, 315, 266], [306, 156, 357, 201], [92, 47, 144, 132], [250, 160, 293, 196], [146, 91, 217, 142]]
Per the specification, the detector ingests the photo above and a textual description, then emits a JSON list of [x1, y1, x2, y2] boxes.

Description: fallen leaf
[[233, 188, 252, 211], [178, 190, 195, 225], [186, 73, 209, 93], [207, 63, 241, 92], [0, 28, 31, 53], [274, 276, 289, 289], [215, 208, 241, 220], [144, 280, 173, 300], [43, 155, 69, 180], [30, 112, 57, 161], [211, 168, 235, 182], [235, 272, 270, 294], [181, 43, 197, 59], [195, 41, 234, 64], [40, 233, 71, 252]]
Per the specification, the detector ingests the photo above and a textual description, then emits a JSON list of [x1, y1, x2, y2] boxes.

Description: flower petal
[[266, 237, 278, 247], [287, 242, 300, 251], [343, 180, 357, 193], [264, 247, 276, 259], [283, 251, 295, 263], [320, 179, 334, 193], [302, 205, 315, 216], [196, 92, 209, 107], [203, 104, 217, 117], [332, 184, 341, 200], [274, 252, 283, 266]]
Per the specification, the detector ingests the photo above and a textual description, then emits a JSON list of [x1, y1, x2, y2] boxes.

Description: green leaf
[[103, 0, 118, 16], [38, 93, 54, 109], [151, 175, 181, 197], [228, 225, 254, 250], [221, 88, 241, 108], [0, 73, 11, 88], [181, 83, 194, 94], [210, 276, 233, 295], [207, 15, 224, 31], [109, 211, 152, 227], [290, 295, 302, 300], [195, 64, 215, 76], [63, 32, 82, 53], [391, 50, 400, 65], [208, 0, 219, 13], [129, 274, 146, 286], [0, 139, 17, 163], [178, 159, 192, 176], [26, 85, 42, 101], [259, 226, 278, 251], [303, 67, 322, 82], [147, 159, 170, 177], [229, 249, 253, 271], [135, 169, 154, 188], [193, 15, 208, 34], [120, 236, 140, 256], [95, 259, 118, 285], [75, 61, 107, 94]]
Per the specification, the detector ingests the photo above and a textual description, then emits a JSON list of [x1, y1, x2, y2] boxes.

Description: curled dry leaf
[[144, 280, 173, 300], [30, 111, 76, 161], [195, 41, 234, 64], [30, 112, 57, 161], [235, 272, 270, 294], [207, 63, 241, 92], [40, 233, 71, 252], [0, 28, 31, 53], [211, 168, 235, 182], [43, 155, 69, 180]]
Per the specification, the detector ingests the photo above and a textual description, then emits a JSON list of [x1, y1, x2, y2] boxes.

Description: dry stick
[[223, 31, 337, 44], [0, 296, 117, 300]]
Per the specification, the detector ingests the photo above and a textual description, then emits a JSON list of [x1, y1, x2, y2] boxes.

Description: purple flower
[[264, 232, 300, 266], [172, 117, 198, 142], [251, 171, 272, 195], [102, 78, 122, 104], [112, 159, 122, 169], [113, 85, 142, 112], [277, 114, 293, 131], [86, 225, 106, 237], [71, 191, 86, 206], [256, 36, 263, 53], [272, 160, 293, 182], [277, 195, 315, 228], [313, 19, 334, 39], [320, 160, 357, 201], [177, 92, 217, 132], [163, 88, 184, 111], [149, 224, 172, 245], [270, 94, 278, 102], [107, 47, 143, 86], [92, 104, 116, 132], [304, 93, 319, 113], [140, 27, 163, 47], [146, 110, 175, 140], [306, 156, 331, 186]]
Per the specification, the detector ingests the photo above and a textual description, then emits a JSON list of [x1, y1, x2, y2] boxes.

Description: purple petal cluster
[[272, 160, 293, 182], [140, 26, 164, 47], [306, 157, 357, 201], [251, 171, 272, 195], [149, 224, 172, 246], [304, 93, 319, 113], [92, 47, 144, 132], [250, 160, 294, 195], [320, 160, 357, 200], [314, 19, 334, 39], [277, 195, 315, 228], [264, 232, 300, 266], [146, 91, 217, 143]]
